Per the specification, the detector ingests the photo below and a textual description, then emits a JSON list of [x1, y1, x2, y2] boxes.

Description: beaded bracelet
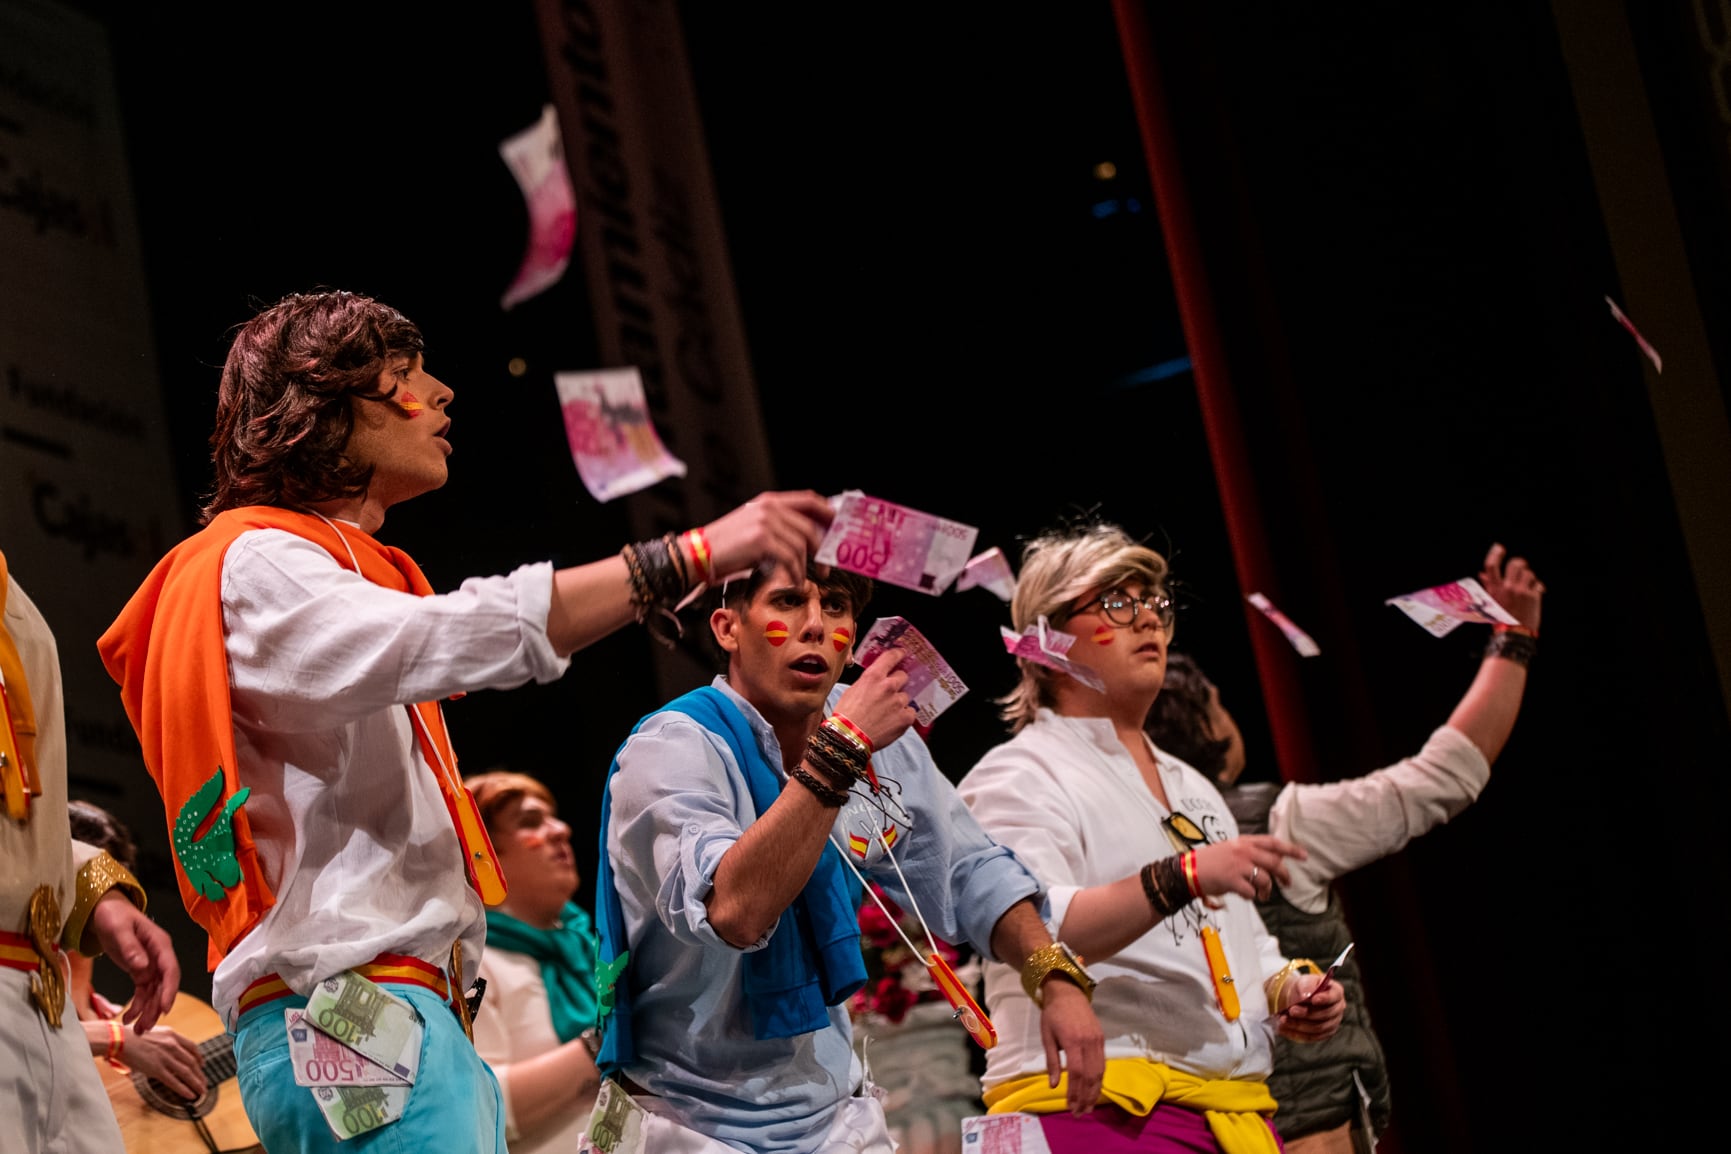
[[788, 761, 851, 807], [804, 738, 864, 790], [622, 533, 702, 649], [807, 725, 871, 783], [1139, 856, 1191, 919]]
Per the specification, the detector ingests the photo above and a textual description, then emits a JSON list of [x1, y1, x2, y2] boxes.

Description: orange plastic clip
[[927, 952, 997, 1049], [1199, 926, 1240, 1021]]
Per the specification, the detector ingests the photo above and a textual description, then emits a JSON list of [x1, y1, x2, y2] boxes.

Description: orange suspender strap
[[405, 701, 507, 907], [285, 512, 508, 910]]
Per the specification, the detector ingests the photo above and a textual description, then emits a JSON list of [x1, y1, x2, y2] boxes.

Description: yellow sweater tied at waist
[[984, 1057, 1281, 1154]]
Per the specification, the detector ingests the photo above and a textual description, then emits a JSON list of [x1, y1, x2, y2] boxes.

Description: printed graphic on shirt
[[174, 767, 252, 900]]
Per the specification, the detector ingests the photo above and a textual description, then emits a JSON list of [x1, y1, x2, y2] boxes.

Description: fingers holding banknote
[[832, 648, 918, 751], [702, 490, 835, 584]]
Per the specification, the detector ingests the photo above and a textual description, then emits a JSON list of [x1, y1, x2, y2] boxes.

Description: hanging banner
[[531, 0, 777, 699]]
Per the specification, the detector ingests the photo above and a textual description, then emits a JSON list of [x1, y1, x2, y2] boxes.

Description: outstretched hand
[[86, 891, 180, 1033], [701, 490, 834, 585], [1480, 543, 1544, 633], [1191, 834, 1308, 906]]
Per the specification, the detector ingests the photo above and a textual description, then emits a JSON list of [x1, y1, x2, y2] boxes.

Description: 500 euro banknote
[[854, 616, 969, 726], [815, 491, 978, 595]]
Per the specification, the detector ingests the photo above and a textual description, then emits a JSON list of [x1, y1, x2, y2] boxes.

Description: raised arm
[[1444, 542, 1545, 763]]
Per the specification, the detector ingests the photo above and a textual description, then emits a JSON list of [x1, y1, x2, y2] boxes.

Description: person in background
[[958, 521, 1344, 1154], [465, 769, 601, 1154], [64, 800, 207, 1103], [1145, 543, 1544, 1154], [3, 552, 185, 1154]]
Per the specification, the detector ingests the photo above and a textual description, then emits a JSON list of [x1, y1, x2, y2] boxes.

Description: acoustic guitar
[[96, 992, 263, 1154]]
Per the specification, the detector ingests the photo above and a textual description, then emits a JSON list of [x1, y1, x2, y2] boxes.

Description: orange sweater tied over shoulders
[[98, 507, 504, 970]]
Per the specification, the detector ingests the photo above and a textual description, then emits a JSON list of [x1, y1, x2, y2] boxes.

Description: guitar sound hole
[[132, 1072, 218, 1120]]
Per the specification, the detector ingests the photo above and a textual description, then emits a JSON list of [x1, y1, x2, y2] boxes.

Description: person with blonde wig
[[959, 521, 1343, 1153]]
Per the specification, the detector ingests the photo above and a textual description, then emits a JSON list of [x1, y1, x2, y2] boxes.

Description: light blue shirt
[[605, 677, 1042, 1154]]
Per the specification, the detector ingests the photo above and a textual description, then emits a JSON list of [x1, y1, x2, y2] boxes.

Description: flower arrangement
[[850, 882, 963, 1025]]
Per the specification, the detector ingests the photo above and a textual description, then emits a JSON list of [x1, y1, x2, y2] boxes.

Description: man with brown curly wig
[[97, 289, 834, 1153]]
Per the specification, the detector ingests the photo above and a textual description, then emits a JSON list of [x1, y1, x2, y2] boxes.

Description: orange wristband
[[104, 1019, 128, 1070], [682, 529, 713, 586], [1493, 622, 1537, 638]]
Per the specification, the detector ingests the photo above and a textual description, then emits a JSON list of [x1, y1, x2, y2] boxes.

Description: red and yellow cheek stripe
[[1092, 625, 1115, 646], [764, 621, 789, 646], [831, 626, 852, 653], [395, 391, 425, 417]]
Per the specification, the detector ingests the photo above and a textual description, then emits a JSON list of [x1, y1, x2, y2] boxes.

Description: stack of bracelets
[[620, 528, 713, 648], [790, 714, 875, 808], [1484, 622, 1537, 667], [1139, 850, 1202, 920]]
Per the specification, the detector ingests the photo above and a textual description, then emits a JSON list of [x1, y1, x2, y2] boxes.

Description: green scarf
[[483, 901, 601, 1044]]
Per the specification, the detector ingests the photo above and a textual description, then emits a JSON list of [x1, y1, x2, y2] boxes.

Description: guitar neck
[[198, 1032, 237, 1084]]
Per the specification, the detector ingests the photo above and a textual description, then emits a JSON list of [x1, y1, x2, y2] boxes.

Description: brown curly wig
[[200, 290, 425, 523]]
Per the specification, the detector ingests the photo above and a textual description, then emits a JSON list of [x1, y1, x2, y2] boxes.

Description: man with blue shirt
[[596, 561, 1105, 1154]]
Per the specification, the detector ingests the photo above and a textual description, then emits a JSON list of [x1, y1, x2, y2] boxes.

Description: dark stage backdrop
[[11, 2, 1729, 1151]]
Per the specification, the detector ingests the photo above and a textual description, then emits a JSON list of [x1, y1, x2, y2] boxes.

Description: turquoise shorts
[[232, 983, 504, 1153]]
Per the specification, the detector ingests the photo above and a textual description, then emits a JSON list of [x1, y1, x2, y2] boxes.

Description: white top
[[473, 946, 591, 1153], [211, 527, 570, 1025], [1268, 725, 1490, 913], [958, 709, 1288, 1090]]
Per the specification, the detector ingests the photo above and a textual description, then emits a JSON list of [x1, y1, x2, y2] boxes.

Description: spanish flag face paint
[[395, 391, 426, 418], [831, 626, 852, 653], [764, 620, 790, 646], [1093, 625, 1115, 646]]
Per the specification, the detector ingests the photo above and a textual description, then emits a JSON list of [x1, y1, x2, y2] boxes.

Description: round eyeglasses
[[1073, 589, 1176, 630]]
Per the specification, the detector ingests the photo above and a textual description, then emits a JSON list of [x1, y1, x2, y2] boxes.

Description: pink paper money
[[1246, 593, 1321, 657], [554, 367, 688, 502], [1000, 618, 1106, 692], [1385, 576, 1520, 638], [499, 105, 577, 311], [961, 1112, 1052, 1154], [955, 547, 1017, 602], [853, 616, 969, 726], [815, 491, 978, 595], [1606, 295, 1662, 374]]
